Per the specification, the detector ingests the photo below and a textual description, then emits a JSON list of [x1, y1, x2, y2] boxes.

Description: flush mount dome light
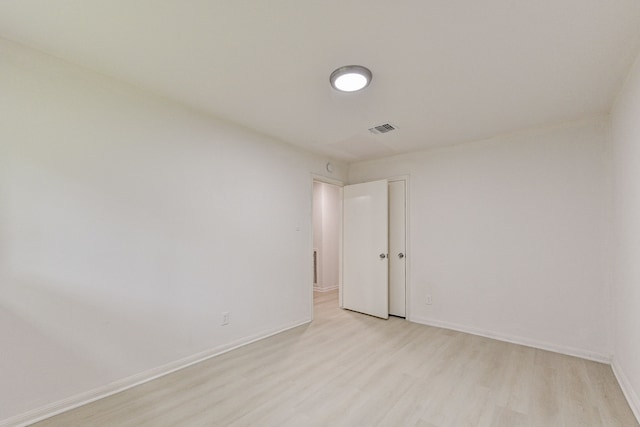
[[330, 65, 372, 92]]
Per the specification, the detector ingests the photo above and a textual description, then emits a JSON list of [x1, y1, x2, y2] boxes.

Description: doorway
[[310, 176, 409, 320], [312, 181, 342, 295]]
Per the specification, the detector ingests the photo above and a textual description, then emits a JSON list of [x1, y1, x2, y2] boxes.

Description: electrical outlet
[[426, 295, 432, 305], [221, 311, 230, 326]]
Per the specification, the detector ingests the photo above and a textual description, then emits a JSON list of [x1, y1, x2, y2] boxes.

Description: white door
[[389, 180, 406, 317], [342, 180, 389, 319]]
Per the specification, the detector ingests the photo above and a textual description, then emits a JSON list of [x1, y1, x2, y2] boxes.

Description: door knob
[[398, 253, 404, 259], [379, 253, 387, 259]]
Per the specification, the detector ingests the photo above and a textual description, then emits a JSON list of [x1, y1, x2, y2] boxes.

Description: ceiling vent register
[[368, 123, 397, 135]]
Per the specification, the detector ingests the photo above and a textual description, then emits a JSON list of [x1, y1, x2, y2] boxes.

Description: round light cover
[[330, 65, 372, 92]]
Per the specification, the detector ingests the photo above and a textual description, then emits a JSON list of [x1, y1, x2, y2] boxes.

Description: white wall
[[313, 182, 324, 287], [610, 48, 640, 420], [321, 183, 340, 290], [349, 118, 610, 360], [0, 38, 346, 423], [312, 182, 340, 291]]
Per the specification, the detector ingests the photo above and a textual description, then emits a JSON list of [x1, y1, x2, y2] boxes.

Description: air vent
[[368, 123, 397, 135]]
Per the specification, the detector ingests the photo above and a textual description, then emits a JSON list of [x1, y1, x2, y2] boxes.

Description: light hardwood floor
[[33, 290, 638, 426]]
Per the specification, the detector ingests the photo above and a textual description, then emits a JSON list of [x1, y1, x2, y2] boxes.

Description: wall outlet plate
[[222, 312, 230, 325], [426, 295, 432, 305]]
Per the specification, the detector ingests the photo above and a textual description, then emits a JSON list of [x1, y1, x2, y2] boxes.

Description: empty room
[[1, 1, 640, 426]]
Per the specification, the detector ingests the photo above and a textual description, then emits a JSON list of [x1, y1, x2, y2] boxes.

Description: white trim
[[313, 285, 339, 292], [1, 319, 311, 427], [411, 316, 611, 364], [611, 357, 640, 423], [311, 174, 344, 187]]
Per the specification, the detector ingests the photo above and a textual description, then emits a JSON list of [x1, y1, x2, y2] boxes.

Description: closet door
[[389, 180, 406, 317], [342, 180, 388, 319]]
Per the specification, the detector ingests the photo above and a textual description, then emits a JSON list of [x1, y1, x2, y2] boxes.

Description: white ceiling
[[1, 1, 640, 162]]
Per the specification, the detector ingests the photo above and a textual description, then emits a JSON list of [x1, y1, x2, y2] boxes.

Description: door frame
[[309, 174, 410, 322], [310, 174, 344, 321]]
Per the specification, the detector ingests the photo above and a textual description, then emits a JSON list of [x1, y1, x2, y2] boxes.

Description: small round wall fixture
[[330, 65, 372, 92]]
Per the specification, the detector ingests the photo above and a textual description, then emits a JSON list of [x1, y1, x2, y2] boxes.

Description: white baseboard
[[4, 315, 630, 426], [611, 357, 640, 423], [1, 318, 311, 427], [313, 285, 338, 293], [410, 316, 611, 364]]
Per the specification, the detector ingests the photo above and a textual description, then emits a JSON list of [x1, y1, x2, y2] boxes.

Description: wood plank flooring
[[33, 290, 638, 426]]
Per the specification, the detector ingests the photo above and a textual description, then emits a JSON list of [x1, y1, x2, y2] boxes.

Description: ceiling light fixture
[[330, 65, 372, 92]]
